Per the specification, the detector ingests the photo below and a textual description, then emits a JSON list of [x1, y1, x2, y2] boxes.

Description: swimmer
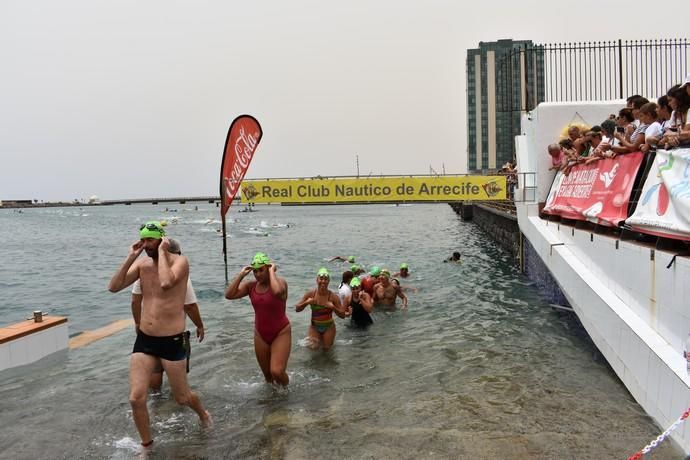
[[444, 252, 461, 263], [108, 221, 211, 449], [295, 268, 346, 351], [337, 270, 354, 306], [130, 238, 204, 391], [345, 277, 374, 328], [373, 269, 408, 311], [393, 263, 410, 278], [225, 252, 291, 386], [350, 264, 365, 276], [391, 278, 419, 294], [329, 255, 356, 264], [361, 266, 381, 296]]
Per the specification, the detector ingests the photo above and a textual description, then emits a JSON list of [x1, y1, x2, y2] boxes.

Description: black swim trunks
[[133, 330, 188, 361]]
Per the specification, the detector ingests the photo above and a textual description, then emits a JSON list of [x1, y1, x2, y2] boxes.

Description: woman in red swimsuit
[[225, 252, 291, 386]]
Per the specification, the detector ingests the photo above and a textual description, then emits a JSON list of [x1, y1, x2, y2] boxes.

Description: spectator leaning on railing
[[660, 77, 690, 148]]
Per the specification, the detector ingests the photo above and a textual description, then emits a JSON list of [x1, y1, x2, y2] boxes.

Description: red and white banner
[[626, 148, 690, 241], [543, 152, 644, 226], [220, 115, 263, 217]]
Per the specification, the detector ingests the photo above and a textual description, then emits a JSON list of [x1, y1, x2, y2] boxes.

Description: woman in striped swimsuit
[[295, 267, 345, 351]]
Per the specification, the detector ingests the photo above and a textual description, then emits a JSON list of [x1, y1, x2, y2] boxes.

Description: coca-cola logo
[[224, 123, 261, 200]]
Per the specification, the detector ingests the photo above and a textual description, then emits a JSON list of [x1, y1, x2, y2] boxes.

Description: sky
[[1, 0, 687, 201]]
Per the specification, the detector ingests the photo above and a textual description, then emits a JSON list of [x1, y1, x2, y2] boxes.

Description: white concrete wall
[[0, 323, 68, 371]]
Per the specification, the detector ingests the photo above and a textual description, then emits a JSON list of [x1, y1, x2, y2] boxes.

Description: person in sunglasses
[[373, 269, 408, 311], [225, 252, 291, 387], [108, 221, 211, 449], [130, 238, 205, 391], [295, 268, 346, 351]]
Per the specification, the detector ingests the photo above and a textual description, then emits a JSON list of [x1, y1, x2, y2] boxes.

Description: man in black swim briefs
[[109, 221, 211, 449]]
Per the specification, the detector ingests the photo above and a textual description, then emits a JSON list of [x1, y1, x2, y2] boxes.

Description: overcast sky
[[1, 0, 687, 200]]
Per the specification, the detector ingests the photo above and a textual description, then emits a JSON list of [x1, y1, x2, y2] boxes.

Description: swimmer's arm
[[268, 265, 287, 300], [295, 290, 314, 312], [108, 241, 143, 292], [131, 293, 143, 331], [184, 303, 204, 342], [157, 241, 188, 290], [359, 293, 374, 313], [328, 256, 345, 262], [225, 266, 253, 299], [397, 287, 408, 308], [331, 294, 346, 319]]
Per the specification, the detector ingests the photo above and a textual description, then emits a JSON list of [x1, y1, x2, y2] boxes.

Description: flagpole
[[222, 213, 229, 285]]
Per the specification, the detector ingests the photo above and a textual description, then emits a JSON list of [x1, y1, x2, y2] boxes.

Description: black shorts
[[133, 330, 188, 362]]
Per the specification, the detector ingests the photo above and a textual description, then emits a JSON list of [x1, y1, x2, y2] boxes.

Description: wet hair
[[452, 251, 461, 259], [618, 108, 634, 123], [601, 119, 616, 136]]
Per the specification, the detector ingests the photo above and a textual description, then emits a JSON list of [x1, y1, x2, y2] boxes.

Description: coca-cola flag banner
[[220, 115, 263, 217], [626, 148, 690, 241], [543, 152, 644, 227]]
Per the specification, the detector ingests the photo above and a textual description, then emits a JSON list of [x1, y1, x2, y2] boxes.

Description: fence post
[[618, 39, 624, 99]]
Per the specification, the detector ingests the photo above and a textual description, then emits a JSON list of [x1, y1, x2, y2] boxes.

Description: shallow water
[[0, 204, 681, 459]]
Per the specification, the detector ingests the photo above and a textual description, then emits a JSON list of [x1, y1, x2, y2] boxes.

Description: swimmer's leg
[[307, 325, 321, 350], [269, 324, 291, 386], [129, 353, 158, 445], [321, 325, 336, 352], [149, 359, 163, 391], [162, 359, 211, 426], [254, 331, 274, 384]]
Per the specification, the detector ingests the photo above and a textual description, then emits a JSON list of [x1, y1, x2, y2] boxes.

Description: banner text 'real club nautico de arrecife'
[[239, 176, 507, 203]]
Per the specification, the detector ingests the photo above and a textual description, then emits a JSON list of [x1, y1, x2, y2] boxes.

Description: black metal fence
[[496, 39, 689, 112]]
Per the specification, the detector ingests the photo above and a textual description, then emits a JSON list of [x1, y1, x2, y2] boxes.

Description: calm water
[[0, 204, 680, 459]]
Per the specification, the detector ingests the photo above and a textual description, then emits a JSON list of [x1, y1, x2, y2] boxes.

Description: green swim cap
[[380, 269, 391, 278], [351, 264, 360, 272], [139, 221, 165, 239], [317, 267, 330, 278], [347, 255, 356, 263], [369, 266, 381, 276], [251, 252, 270, 269], [400, 263, 408, 269], [349, 277, 362, 288]]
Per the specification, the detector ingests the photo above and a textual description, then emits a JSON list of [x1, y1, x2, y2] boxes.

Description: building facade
[[466, 39, 544, 172]]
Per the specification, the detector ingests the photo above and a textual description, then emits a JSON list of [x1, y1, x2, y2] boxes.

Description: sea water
[[0, 204, 680, 458]]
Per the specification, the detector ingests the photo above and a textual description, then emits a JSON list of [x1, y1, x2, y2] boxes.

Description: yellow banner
[[240, 176, 506, 203]]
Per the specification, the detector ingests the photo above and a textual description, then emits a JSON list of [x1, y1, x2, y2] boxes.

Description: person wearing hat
[[295, 268, 346, 351], [360, 266, 381, 296], [328, 255, 356, 264], [350, 264, 365, 276], [130, 238, 205, 391], [225, 252, 291, 387], [373, 268, 408, 311], [108, 221, 211, 449], [393, 263, 410, 278], [345, 277, 374, 329]]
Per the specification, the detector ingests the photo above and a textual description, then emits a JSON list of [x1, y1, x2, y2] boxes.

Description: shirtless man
[[373, 269, 408, 311], [131, 238, 205, 391], [108, 221, 210, 449]]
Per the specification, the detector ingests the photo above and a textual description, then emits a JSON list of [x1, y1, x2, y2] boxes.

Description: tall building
[[466, 39, 545, 172]]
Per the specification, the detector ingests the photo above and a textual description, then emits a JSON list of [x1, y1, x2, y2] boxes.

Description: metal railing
[[496, 39, 689, 112]]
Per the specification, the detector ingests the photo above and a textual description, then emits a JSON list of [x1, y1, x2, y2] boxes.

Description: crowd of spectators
[[547, 76, 690, 175]]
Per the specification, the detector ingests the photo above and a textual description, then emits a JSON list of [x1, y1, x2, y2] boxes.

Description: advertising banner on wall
[[626, 148, 690, 241], [543, 152, 644, 226], [239, 176, 507, 203]]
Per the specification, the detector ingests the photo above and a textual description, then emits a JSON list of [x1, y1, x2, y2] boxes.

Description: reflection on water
[[0, 204, 681, 458]]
